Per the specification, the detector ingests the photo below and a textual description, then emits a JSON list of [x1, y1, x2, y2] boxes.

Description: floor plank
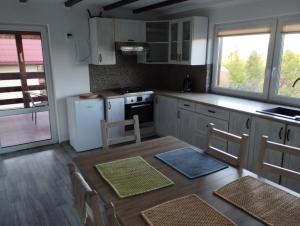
[[0, 143, 84, 226]]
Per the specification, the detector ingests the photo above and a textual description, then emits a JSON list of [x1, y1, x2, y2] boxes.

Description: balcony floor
[[0, 111, 51, 148]]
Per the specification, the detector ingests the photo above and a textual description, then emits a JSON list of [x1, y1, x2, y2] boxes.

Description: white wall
[[0, 1, 91, 142]]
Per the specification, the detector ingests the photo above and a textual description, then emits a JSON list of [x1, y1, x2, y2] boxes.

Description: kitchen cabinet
[[105, 98, 125, 138], [154, 95, 178, 137], [228, 112, 251, 157], [89, 18, 116, 65], [282, 125, 300, 192], [114, 19, 145, 42], [177, 109, 198, 146], [169, 17, 208, 65], [249, 117, 285, 183], [138, 21, 169, 63]]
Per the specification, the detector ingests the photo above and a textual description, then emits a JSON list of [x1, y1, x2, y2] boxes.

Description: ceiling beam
[[103, 0, 140, 11], [64, 0, 83, 7], [133, 0, 189, 14]]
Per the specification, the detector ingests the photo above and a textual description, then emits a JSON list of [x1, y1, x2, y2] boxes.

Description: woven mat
[[141, 194, 237, 226], [214, 176, 300, 226], [95, 156, 174, 198]]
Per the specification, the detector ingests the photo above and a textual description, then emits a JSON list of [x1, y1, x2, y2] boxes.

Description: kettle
[[182, 73, 192, 92]]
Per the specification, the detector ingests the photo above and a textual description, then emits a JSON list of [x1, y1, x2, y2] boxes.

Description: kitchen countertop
[[96, 89, 300, 126]]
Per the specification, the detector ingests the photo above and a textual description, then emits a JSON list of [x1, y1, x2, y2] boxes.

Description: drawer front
[[178, 100, 196, 111], [196, 104, 229, 121]]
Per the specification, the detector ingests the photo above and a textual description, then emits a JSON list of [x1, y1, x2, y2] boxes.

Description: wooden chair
[[101, 115, 141, 149], [206, 123, 249, 169], [68, 164, 119, 226], [256, 136, 300, 182]]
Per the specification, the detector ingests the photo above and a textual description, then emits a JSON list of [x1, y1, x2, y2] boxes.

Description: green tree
[[244, 51, 265, 92], [223, 51, 246, 89], [279, 50, 300, 97]]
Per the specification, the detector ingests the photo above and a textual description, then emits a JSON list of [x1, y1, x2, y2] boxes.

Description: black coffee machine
[[182, 73, 192, 92]]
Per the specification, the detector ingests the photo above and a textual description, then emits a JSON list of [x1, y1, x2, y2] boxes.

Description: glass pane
[[277, 33, 300, 98], [146, 22, 169, 42], [171, 23, 178, 42], [147, 43, 168, 63], [0, 34, 20, 73], [0, 112, 51, 147], [171, 42, 177, 61], [182, 21, 191, 41], [22, 34, 44, 73], [182, 41, 190, 61], [218, 34, 270, 93]]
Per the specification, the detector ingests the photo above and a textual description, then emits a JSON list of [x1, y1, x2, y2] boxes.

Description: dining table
[[73, 136, 298, 226]]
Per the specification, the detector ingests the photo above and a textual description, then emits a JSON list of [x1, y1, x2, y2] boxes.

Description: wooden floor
[[0, 111, 51, 147], [0, 143, 87, 226]]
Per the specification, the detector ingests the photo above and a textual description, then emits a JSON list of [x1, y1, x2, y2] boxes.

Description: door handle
[[108, 102, 111, 110], [246, 118, 250, 130], [286, 129, 291, 142], [99, 53, 102, 63], [279, 127, 284, 140]]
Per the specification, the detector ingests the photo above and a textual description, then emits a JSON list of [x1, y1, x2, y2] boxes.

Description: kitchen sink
[[257, 107, 300, 121]]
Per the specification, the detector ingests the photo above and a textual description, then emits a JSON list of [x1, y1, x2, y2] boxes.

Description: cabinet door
[[106, 98, 125, 138], [89, 18, 116, 65], [154, 96, 178, 137], [249, 117, 285, 183], [115, 19, 145, 42], [177, 110, 198, 146], [180, 20, 191, 63], [282, 125, 300, 193], [170, 22, 179, 62], [193, 113, 228, 151], [228, 112, 251, 157]]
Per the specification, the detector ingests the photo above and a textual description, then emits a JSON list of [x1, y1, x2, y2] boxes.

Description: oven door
[[125, 102, 153, 130]]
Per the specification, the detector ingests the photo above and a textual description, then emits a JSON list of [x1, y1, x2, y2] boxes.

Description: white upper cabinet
[[114, 19, 146, 42], [89, 18, 116, 65], [169, 17, 208, 65]]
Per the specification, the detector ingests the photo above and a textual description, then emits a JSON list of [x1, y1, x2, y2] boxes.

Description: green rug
[[95, 156, 174, 198]]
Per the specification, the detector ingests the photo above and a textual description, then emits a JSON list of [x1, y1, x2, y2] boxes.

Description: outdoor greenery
[[221, 50, 300, 98]]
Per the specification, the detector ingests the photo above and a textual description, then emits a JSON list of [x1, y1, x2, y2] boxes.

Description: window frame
[[211, 19, 278, 101], [269, 15, 300, 106]]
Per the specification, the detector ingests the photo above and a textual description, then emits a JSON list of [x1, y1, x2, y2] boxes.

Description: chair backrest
[[101, 115, 141, 149], [68, 164, 106, 226], [206, 123, 249, 168], [256, 136, 300, 181]]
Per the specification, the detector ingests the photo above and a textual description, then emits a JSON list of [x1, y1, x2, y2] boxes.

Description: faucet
[[293, 77, 300, 87]]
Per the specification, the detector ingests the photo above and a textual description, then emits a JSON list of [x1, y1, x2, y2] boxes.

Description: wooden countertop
[[155, 91, 300, 126], [96, 89, 300, 126]]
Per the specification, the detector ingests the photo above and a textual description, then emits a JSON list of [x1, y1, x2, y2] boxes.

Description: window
[[270, 19, 300, 101], [213, 22, 275, 98]]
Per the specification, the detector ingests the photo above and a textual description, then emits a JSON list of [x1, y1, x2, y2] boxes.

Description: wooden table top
[[73, 136, 266, 226]]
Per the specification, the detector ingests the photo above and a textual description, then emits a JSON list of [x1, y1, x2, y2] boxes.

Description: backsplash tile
[[89, 52, 210, 93]]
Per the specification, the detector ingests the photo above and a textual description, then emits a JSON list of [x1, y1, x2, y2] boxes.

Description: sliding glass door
[[0, 25, 57, 153]]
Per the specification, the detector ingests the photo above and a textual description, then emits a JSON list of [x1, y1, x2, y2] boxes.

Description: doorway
[[0, 25, 57, 153]]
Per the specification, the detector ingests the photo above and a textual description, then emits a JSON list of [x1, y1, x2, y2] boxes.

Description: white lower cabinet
[[154, 95, 178, 137], [249, 117, 285, 183], [282, 125, 300, 192], [177, 109, 228, 150], [228, 112, 251, 157], [105, 98, 125, 138]]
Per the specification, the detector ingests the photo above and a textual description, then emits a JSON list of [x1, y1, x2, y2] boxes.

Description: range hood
[[115, 42, 149, 55]]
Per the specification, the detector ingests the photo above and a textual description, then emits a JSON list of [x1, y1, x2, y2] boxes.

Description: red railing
[[0, 72, 48, 107]]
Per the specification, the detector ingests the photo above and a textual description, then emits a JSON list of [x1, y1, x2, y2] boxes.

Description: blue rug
[[155, 147, 228, 179]]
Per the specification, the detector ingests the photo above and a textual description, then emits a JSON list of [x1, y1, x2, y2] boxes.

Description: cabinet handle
[[183, 104, 190, 107], [279, 127, 284, 140], [99, 53, 102, 63], [177, 111, 180, 119], [108, 102, 111, 110], [246, 118, 250, 130], [286, 129, 291, 142], [208, 110, 216, 114]]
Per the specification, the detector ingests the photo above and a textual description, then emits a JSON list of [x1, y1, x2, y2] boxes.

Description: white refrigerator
[[67, 96, 104, 152]]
